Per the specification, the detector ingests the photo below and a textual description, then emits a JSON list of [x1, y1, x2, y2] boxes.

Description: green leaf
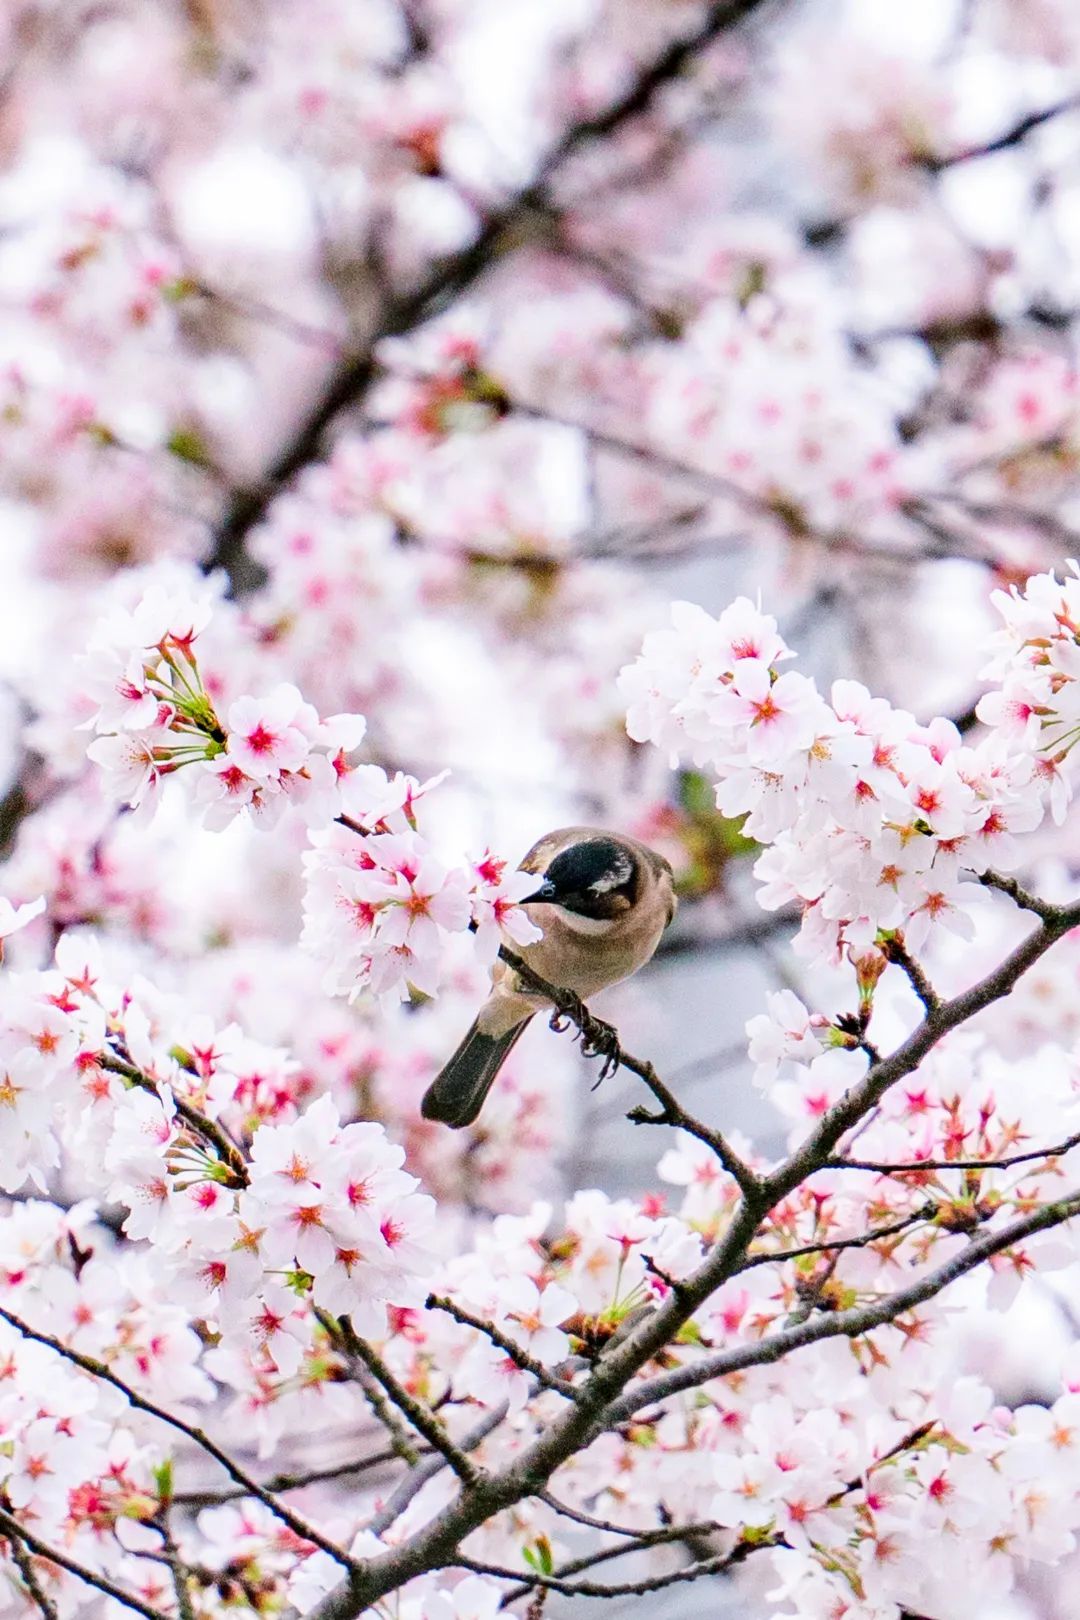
[[166, 427, 212, 468], [153, 1457, 174, 1506]]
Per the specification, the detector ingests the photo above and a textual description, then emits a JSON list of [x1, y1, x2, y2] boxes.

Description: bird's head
[[524, 835, 641, 922]]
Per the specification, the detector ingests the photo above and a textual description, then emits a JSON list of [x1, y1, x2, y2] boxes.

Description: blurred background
[[1, 1, 1080, 1609]]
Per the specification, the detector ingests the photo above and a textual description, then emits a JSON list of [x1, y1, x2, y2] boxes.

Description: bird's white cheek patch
[[589, 852, 633, 893]]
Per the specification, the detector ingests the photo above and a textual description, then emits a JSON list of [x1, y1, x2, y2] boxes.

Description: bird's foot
[[585, 1020, 623, 1085], [548, 990, 586, 1032], [548, 997, 623, 1084]]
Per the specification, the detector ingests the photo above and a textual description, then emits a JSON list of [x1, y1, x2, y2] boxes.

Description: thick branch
[[205, 0, 775, 582], [605, 1187, 1080, 1421]]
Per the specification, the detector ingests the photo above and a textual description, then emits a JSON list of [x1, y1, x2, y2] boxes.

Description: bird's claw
[[548, 991, 589, 1035], [548, 998, 623, 1086]]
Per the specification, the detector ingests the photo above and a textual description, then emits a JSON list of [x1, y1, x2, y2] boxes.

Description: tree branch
[[324, 1315, 479, 1486], [424, 1295, 580, 1400], [459, 1536, 764, 1601], [736, 1205, 937, 1272], [822, 1128, 1080, 1177], [497, 946, 761, 1200], [299, 894, 1080, 1620], [881, 937, 940, 1013], [204, 0, 776, 584], [171, 1447, 421, 1509], [978, 869, 1069, 923], [0, 1506, 169, 1620], [365, 1404, 508, 1539], [765, 901, 1080, 1199], [99, 1049, 249, 1188], [605, 1186, 1080, 1422], [923, 95, 1080, 170], [0, 1305, 351, 1570], [7, 1534, 59, 1620]]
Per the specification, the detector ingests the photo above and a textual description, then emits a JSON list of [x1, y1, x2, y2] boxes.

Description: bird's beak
[[522, 878, 558, 904]]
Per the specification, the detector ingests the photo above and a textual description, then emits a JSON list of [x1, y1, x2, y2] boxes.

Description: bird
[[421, 827, 677, 1129]]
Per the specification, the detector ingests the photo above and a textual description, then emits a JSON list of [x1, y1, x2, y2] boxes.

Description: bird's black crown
[[537, 838, 639, 919]]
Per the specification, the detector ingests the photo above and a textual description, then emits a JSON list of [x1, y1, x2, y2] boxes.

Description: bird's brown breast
[[517, 898, 666, 1000]]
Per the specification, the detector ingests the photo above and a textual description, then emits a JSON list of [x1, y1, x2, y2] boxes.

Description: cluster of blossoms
[[181, 943, 574, 1216], [82, 575, 365, 828], [8, 4, 1080, 1619], [0, 937, 438, 1342], [0, 1201, 197, 1603], [81, 578, 541, 1002], [643, 273, 914, 548], [0, 1198, 517, 1620], [618, 574, 1080, 967], [977, 559, 1080, 790], [301, 770, 542, 1001], [3, 903, 1080, 1620]]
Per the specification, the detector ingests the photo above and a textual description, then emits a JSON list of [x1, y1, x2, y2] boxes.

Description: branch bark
[[204, 0, 776, 585], [497, 944, 761, 1199], [0, 1305, 351, 1569], [299, 893, 1080, 1620]]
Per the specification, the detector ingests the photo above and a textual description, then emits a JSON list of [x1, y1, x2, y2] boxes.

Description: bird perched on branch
[[421, 827, 677, 1129]]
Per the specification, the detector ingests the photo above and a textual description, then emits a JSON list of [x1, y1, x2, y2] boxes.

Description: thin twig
[[881, 938, 941, 1013], [823, 1128, 1080, 1176], [157, 1525, 196, 1620], [98, 1051, 248, 1187], [325, 1315, 479, 1486], [536, 1492, 649, 1538], [460, 1537, 763, 1602], [978, 870, 1070, 924], [345, 1360, 421, 1465], [736, 1206, 937, 1272], [923, 94, 1080, 170], [171, 1446, 422, 1508], [498, 946, 761, 1200], [0, 1506, 169, 1620], [425, 1296, 580, 1400], [366, 1404, 508, 1538], [0, 1305, 352, 1569], [7, 1536, 59, 1620]]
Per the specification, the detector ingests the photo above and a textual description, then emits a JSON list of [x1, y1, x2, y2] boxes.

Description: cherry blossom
[[5, 8, 1080, 1620]]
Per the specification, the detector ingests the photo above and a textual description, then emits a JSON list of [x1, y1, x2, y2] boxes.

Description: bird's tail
[[420, 1016, 532, 1129]]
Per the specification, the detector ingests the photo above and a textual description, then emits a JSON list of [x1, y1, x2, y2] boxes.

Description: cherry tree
[[2, 3, 1080, 1620]]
